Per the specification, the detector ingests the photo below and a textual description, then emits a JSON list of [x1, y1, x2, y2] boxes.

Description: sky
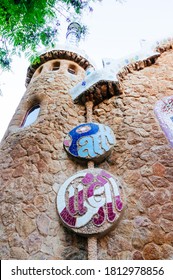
[[1, 0, 173, 141]]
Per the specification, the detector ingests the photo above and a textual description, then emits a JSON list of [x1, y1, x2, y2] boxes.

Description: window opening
[[38, 65, 43, 74], [52, 61, 60, 71], [21, 105, 40, 128], [68, 64, 77, 75]]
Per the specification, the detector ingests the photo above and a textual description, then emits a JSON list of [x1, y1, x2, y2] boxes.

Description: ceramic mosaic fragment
[[56, 168, 125, 236], [64, 123, 116, 162], [154, 95, 173, 147]]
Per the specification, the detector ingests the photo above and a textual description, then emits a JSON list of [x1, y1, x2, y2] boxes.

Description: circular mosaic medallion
[[56, 168, 125, 236], [154, 95, 173, 147], [63, 123, 116, 163]]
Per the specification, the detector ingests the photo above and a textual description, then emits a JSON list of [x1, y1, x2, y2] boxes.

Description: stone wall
[[0, 59, 89, 260], [0, 49, 173, 260], [93, 49, 173, 260]]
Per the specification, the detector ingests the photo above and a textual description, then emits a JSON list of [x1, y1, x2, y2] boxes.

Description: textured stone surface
[[143, 243, 162, 260], [25, 231, 43, 254], [132, 228, 153, 250], [1, 48, 173, 259], [10, 247, 29, 260], [16, 212, 36, 238], [36, 214, 50, 236], [95, 49, 173, 260]]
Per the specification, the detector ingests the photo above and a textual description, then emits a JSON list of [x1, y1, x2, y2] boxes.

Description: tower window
[[21, 105, 40, 128], [38, 65, 43, 74], [68, 64, 77, 75], [32, 65, 43, 79], [52, 61, 60, 71]]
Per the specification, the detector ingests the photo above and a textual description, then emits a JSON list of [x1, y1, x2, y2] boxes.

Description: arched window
[[21, 105, 40, 128], [37, 65, 43, 74], [68, 64, 77, 75], [52, 61, 60, 71]]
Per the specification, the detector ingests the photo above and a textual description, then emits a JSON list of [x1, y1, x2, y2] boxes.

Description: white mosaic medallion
[[56, 168, 125, 236]]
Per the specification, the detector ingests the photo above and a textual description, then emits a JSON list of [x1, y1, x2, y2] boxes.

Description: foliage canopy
[[0, 0, 98, 69], [0, 0, 122, 70]]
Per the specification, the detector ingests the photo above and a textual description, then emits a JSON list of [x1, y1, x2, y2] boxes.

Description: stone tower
[[1, 34, 173, 260]]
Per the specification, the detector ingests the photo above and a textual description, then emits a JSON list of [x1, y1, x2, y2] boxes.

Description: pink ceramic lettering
[[107, 202, 116, 222], [78, 190, 86, 215], [68, 196, 77, 215], [93, 206, 105, 226], [82, 173, 94, 185], [115, 195, 123, 211], [60, 207, 76, 227]]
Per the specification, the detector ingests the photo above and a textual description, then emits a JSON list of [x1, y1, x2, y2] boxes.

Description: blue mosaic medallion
[[64, 123, 116, 162]]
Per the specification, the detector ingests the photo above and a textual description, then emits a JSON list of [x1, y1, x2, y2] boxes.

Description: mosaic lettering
[[57, 169, 124, 236], [64, 123, 116, 162]]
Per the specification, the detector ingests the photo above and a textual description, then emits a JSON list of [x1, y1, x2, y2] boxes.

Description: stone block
[[132, 251, 144, 260], [143, 243, 161, 260], [132, 228, 153, 250], [16, 212, 36, 238], [34, 195, 49, 212], [152, 162, 165, 176], [10, 247, 29, 259], [162, 204, 173, 221], [140, 191, 156, 208], [36, 213, 50, 236]]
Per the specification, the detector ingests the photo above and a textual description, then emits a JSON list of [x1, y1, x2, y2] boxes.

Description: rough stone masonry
[[0, 44, 173, 260]]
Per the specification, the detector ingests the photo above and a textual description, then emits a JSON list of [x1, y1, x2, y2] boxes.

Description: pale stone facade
[[0, 45, 173, 260]]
